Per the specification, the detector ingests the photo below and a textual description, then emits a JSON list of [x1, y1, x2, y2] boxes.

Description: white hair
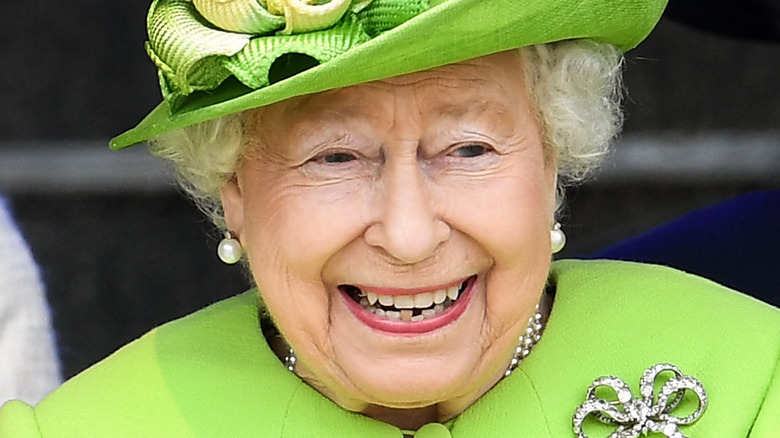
[[150, 39, 624, 228], [520, 40, 623, 212]]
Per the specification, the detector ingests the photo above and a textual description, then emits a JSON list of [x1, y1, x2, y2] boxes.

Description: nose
[[364, 158, 451, 264]]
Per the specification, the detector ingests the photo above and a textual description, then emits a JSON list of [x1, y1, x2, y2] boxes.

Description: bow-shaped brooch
[[572, 363, 708, 438]]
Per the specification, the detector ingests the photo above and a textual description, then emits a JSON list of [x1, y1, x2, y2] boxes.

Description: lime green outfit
[[2, 260, 778, 437]]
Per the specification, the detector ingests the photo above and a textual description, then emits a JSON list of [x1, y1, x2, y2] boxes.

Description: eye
[[452, 144, 489, 158], [321, 152, 357, 163]]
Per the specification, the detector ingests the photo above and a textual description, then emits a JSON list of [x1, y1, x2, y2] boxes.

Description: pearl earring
[[217, 231, 243, 264], [551, 222, 566, 254]]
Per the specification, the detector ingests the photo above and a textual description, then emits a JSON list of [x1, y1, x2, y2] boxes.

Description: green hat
[[110, 0, 668, 150]]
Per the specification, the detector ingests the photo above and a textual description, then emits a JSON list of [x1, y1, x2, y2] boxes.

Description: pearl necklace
[[504, 304, 546, 377]]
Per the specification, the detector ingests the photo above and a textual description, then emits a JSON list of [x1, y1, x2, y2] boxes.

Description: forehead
[[246, 51, 529, 128]]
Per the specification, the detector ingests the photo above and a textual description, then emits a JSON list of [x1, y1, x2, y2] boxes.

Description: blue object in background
[[587, 190, 780, 308]]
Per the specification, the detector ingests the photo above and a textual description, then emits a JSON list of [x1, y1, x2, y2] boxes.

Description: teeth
[[351, 280, 470, 322], [393, 295, 415, 309], [446, 286, 460, 300], [433, 289, 447, 304], [365, 298, 455, 320], [378, 294, 394, 307], [413, 292, 434, 308]]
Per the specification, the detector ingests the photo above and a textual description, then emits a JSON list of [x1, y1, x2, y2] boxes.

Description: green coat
[[2, 260, 778, 437]]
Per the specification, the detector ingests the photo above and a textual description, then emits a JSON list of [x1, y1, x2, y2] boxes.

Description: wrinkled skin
[[221, 50, 557, 430]]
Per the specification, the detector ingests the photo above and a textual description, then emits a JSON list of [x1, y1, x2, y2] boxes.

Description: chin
[[358, 359, 479, 407]]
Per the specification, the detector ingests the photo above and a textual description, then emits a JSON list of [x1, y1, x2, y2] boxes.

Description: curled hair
[[150, 113, 244, 228], [150, 39, 624, 227], [520, 40, 624, 213]]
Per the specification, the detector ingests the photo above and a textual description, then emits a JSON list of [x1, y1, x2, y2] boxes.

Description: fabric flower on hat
[[145, 0, 429, 111]]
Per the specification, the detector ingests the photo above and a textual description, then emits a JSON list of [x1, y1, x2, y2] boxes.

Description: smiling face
[[220, 50, 557, 428]]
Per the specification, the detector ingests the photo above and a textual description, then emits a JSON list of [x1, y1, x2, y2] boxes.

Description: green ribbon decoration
[[145, 0, 430, 112]]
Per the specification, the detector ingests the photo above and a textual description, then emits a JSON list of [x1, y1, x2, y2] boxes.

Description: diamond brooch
[[572, 363, 708, 438]]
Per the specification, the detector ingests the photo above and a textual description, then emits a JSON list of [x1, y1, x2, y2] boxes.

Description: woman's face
[[221, 50, 556, 424]]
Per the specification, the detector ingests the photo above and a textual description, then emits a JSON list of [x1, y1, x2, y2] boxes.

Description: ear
[[220, 178, 245, 240]]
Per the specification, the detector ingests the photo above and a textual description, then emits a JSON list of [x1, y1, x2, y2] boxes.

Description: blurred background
[[1, 0, 779, 379]]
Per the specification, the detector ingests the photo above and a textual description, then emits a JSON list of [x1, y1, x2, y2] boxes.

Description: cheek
[[241, 183, 384, 372], [443, 169, 552, 258], [440, 166, 553, 330], [241, 194, 337, 356], [242, 179, 363, 270], [238, 177, 372, 330]]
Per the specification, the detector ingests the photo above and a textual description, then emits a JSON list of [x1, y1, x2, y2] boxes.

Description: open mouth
[[340, 276, 474, 322]]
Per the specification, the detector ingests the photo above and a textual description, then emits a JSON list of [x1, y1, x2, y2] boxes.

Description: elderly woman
[[1, 0, 778, 436]]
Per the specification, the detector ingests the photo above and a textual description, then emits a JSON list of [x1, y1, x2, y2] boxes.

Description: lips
[[339, 276, 476, 335]]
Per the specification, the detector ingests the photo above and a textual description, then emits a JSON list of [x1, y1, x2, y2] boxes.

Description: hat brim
[[110, 0, 667, 150]]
